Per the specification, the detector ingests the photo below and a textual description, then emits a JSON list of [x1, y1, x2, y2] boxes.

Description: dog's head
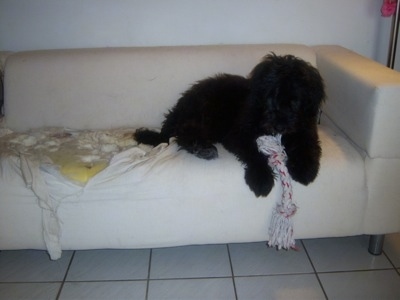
[[248, 53, 325, 135]]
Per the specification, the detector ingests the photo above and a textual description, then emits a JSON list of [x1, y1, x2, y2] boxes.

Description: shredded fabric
[[257, 134, 298, 250], [0, 127, 159, 259], [0, 127, 150, 183]]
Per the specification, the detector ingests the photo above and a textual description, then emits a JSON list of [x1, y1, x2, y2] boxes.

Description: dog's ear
[[248, 53, 278, 88], [302, 64, 326, 117], [247, 53, 283, 106]]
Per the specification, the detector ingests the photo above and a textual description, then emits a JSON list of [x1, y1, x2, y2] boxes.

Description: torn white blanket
[[0, 128, 170, 259], [26, 143, 170, 259]]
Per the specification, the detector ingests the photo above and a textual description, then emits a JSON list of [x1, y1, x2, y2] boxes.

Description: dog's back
[[135, 74, 250, 148], [162, 74, 250, 140]]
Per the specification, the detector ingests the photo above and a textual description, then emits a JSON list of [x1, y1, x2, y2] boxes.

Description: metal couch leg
[[368, 234, 385, 255]]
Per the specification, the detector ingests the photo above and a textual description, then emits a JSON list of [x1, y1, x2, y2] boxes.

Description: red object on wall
[[382, 0, 398, 17]]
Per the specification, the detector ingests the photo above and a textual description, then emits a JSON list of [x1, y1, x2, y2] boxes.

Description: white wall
[[0, 0, 394, 64]]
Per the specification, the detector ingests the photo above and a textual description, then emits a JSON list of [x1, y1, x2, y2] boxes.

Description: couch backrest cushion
[[4, 44, 316, 131]]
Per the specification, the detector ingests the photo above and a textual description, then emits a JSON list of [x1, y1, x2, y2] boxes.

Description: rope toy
[[256, 134, 298, 250]]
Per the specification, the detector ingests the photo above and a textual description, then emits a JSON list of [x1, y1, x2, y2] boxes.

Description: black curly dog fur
[[135, 53, 325, 197]]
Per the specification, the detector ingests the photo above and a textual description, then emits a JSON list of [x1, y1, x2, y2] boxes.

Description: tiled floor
[[0, 234, 399, 300]]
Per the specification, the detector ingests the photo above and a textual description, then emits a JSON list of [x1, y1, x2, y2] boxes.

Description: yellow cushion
[[45, 151, 108, 183], [59, 160, 108, 183]]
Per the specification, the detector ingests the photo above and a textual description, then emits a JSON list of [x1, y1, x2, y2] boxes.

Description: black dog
[[135, 53, 325, 197]]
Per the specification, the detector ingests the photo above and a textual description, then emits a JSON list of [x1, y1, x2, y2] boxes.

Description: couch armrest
[[313, 45, 400, 159]]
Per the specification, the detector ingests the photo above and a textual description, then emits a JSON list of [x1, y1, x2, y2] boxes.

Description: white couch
[[0, 44, 399, 260]]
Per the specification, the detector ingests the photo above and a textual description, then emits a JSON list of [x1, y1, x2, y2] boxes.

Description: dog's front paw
[[287, 157, 320, 185], [244, 165, 275, 197]]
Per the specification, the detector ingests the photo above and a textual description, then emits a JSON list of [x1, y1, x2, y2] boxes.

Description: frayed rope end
[[267, 208, 297, 250], [257, 135, 299, 251]]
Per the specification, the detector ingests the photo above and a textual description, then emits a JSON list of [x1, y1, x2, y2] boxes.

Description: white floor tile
[[0, 283, 61, 300], [0, 250, 72, 282], [66, 249, 150, 281], [1, 237, 399, 300], [384, 233, 400, 268], [59, 281, 147, 300], [150, 244, 231, 279], [235, 274, 325, 300], [303, 236, 392, 272], [229, 242, 313, 276], [148, 278, 235, 300], [319, 270, 400, 300]]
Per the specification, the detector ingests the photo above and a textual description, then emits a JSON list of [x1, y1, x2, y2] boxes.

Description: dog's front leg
[[282, 129, 322, 185], [244, 156, 275, 197], [223, 137, 275, 197]]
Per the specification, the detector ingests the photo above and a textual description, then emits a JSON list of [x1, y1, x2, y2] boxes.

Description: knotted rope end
[[256, 134, 298, 251]]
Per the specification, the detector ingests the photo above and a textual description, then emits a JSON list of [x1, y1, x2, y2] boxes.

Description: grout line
[[382, 249, 400, 274], [301, 240, 329, 300], [61, 279, 149, 283], [316, 268, 400, 275], [0, 281, 64, 284], [0, 274, 328, 284], [55, 250, 76, 300], [145, 249, 152, 300], [226, 244, 238, 300], [233, 272, 315, 279], [147, 276, 236, 281]]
